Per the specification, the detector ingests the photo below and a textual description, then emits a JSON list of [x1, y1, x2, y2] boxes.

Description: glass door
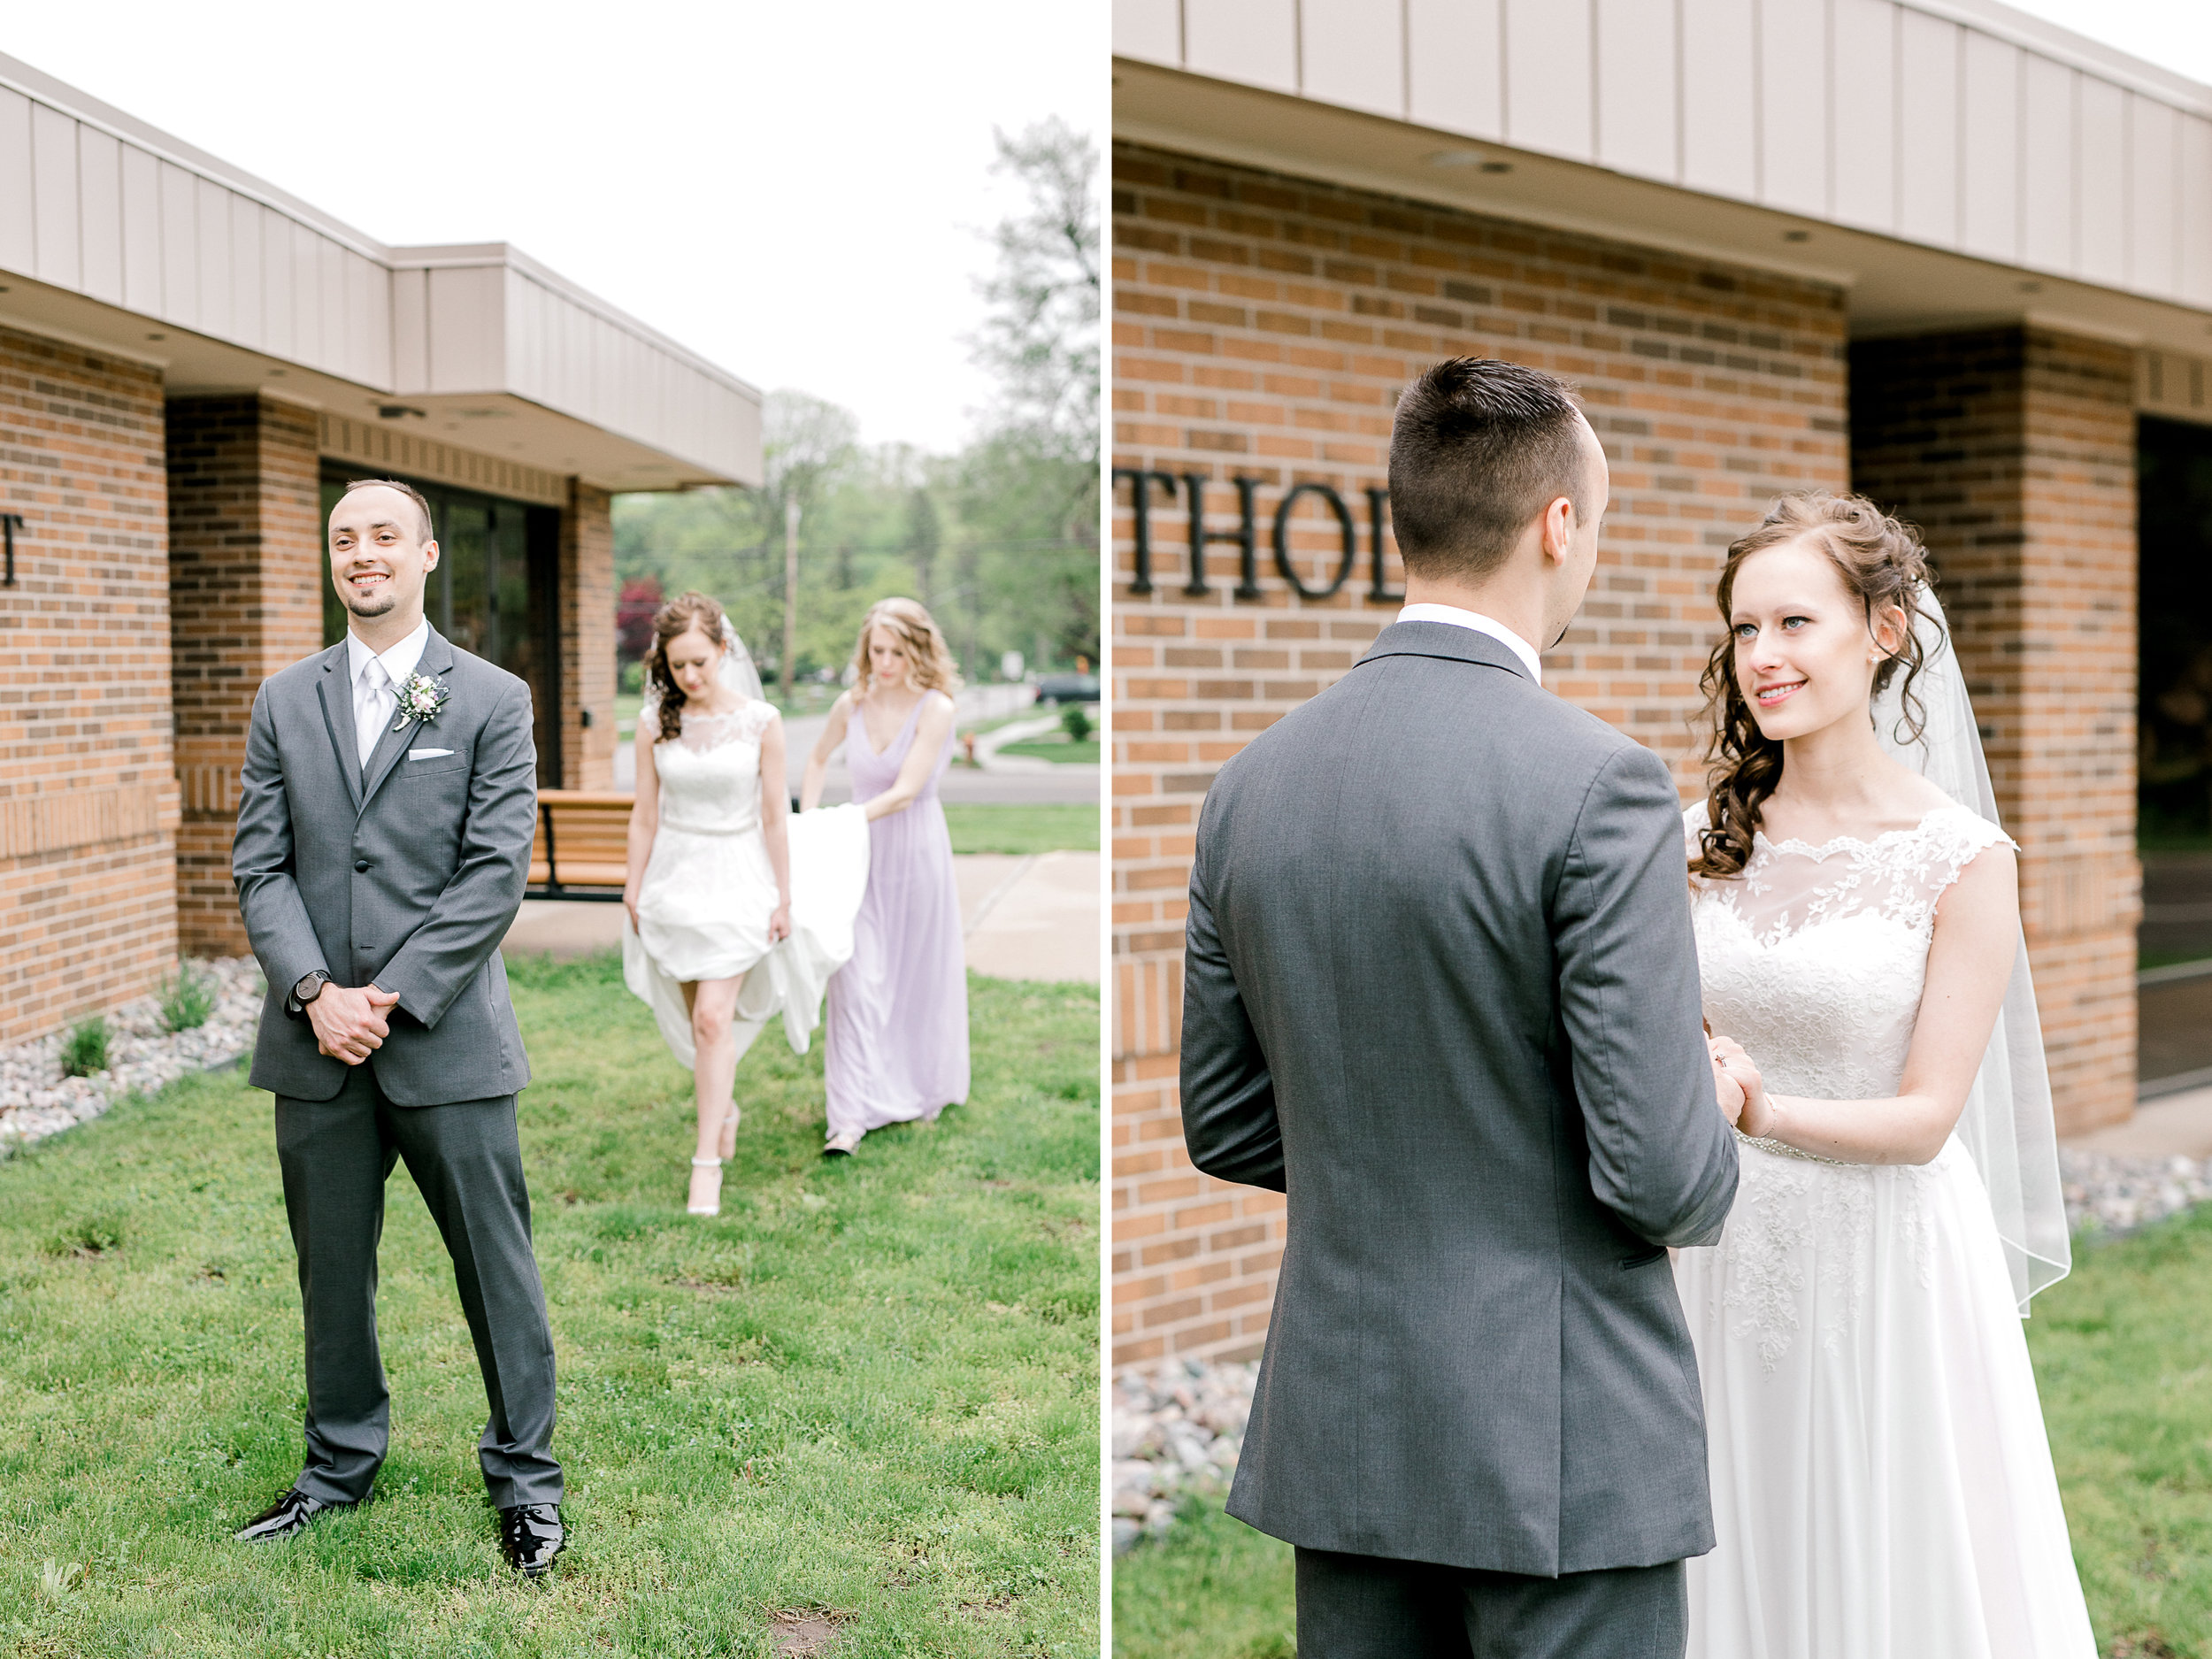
[[320, 472, 564, 785]]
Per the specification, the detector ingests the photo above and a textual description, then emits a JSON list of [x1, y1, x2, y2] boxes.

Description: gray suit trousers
[[274, 1064, 562, 1509], [1295, 1548, 1686, 1659]]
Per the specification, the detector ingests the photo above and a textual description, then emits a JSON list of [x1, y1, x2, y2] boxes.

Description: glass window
[[319, 472, 564, 784]]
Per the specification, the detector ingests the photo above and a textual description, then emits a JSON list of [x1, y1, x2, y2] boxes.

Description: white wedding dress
[[1674, 803, 2095, 1659], [622, 702, 870, 1066]]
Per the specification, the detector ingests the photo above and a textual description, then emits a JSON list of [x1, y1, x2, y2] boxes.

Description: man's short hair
[[1386, 358, 1591, 582], [336, 477, 434, 543]]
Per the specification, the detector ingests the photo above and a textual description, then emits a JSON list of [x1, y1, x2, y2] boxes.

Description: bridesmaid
[[799, 597, 970, 1155]]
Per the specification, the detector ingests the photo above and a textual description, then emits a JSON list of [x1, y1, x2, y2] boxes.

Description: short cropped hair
[[337, 477, 434, 543], [1386, 358, 1591, 582]]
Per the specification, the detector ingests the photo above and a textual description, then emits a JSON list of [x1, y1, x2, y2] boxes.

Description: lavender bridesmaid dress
[[824, 689, 970, 1139]]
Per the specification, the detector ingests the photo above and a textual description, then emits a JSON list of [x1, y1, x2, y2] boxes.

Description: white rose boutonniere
[[393, 671, 450, 732]]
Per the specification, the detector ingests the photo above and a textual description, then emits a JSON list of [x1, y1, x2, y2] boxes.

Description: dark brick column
[[1851, 326, 2140, 1134], [166, 395, 324, 955]]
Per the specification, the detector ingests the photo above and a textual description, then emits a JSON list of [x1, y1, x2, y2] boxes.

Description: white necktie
[[356, 657, 393, 771]]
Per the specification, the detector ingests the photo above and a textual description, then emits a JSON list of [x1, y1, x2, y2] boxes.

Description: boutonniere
[[392, 671, 450, 732]]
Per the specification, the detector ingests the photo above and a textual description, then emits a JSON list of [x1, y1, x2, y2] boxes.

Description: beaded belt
[[1734, 1129, 1848, 1168]]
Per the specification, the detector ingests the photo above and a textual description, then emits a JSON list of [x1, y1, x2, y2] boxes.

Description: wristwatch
[[293, 970, 332, 1008]]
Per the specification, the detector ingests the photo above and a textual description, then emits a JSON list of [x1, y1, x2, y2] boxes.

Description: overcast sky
[[1999, 0, 2212, 83], [4, 0, 1102, 454]]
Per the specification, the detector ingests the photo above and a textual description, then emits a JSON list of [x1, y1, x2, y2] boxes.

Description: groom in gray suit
[[229, 478, 565, 1577], [1182, 359, 1743, 1656]]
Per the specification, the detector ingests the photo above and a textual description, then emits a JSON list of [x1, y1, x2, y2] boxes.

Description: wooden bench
[[528, 790, 632, 900]]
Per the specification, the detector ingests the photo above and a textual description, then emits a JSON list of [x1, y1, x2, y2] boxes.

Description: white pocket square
[[408, 748, 455, 759]]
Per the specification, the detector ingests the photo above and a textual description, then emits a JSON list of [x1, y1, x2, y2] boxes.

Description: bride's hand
[[1712, 1053, 1746, 1126], [768, 902, 792, 944], [622, 883, 640, 933], [1709, 1034, 1772, 1138]]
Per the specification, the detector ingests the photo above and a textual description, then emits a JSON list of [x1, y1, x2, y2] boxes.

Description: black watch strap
[[294, 970, 332, 1006]]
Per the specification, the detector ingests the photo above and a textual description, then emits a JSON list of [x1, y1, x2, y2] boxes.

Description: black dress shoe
[[498, 1502, 565, 1578], [234, 1487, 351, 1543]]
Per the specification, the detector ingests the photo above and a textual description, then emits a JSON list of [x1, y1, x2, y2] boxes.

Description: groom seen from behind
[[1181, 359, 1747, 1657], [229, 479, 566, 1577]]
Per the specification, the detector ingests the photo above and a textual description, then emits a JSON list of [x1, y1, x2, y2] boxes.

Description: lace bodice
[[652, 701, 778, 835], [1687, 804, 2013, 1102]]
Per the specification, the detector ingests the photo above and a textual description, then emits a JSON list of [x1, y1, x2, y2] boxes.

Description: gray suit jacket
[[234, 627, 535, 1106], [1181, 619, 1739, 1578]]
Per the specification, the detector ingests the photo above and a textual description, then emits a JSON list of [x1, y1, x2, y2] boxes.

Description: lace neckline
[[1752, 804, 1977, 864], [666, 699, 767, 754]]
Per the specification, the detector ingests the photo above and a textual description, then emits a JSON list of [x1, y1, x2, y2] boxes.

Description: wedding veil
[[641, 611, 766, 719], [1872, 588, 2070, 1310]]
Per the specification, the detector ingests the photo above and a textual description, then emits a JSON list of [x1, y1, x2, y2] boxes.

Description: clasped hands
[[309, 982, 401, 1065], [1707, 1027, 1774, 1138]]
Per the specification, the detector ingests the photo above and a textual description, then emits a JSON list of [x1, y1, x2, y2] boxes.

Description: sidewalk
[[502, 850, 1098, 984], [2064, 1086, 2212, 1159], [615, 685, 1096, 804]]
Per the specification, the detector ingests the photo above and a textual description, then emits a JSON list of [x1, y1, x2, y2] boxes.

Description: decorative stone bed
[[0, 958, 264, 1156]]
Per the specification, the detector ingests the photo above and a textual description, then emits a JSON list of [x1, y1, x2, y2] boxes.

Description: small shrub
[[1060, 704, 1093, 744], [58, 1015, 110, 1078], [158, 961, 216, 1033]]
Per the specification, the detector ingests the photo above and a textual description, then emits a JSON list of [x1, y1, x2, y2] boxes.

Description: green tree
[[972, 116, 1100, 457], [611, 120, 1102, 693], [907, 485, 941, 610]]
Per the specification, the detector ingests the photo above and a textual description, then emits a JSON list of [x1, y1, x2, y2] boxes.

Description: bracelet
[[1733, 1128, 1847, 1167]]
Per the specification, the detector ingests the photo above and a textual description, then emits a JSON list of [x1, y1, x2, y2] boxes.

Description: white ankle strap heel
[[687, 1156, 723, 1217]]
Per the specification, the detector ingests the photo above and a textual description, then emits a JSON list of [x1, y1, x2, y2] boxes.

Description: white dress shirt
[[1394, 603, 1544, 686], [346, 618, 431, 769]]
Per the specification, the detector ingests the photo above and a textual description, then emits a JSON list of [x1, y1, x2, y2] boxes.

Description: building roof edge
[[1894, 0, 2212, 115]]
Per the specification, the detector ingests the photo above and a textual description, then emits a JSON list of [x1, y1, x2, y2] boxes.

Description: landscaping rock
[[2061, 1146, 2212, 1240], [1111, 1359, 1256, 1552], [0, 958, 264, 1156]]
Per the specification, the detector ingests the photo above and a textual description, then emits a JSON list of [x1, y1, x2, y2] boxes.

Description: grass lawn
[[995, 743, 1100, 767], [2033, 1202, 2212, 1655], [1110, 1500, 1292, 1659], [944, 805, 1097, 856], [1112, 1205, 2212, 1658], [0, 954, 1098, 1658]]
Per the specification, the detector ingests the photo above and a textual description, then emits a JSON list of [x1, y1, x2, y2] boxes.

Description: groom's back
[[1182, 618, 1737, 1578]]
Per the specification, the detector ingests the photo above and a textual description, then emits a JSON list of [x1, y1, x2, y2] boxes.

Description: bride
[[1682, 491, 2093, 1656], [621, 592, 868, 1217]]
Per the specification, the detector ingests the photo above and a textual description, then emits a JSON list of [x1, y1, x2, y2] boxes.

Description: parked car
[[1035, 673, 1100, 705]]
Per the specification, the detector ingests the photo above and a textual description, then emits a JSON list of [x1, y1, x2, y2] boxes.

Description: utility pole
[[782, 495, 800, 706]]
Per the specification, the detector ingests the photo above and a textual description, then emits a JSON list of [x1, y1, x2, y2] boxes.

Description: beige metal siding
[[1962, 27, 2023, 263], [1302, 0, 1401, 117], [1186, 0, 1297, 96], [1597, 0, 1676, 180], [1506, 0, 1593, 163], [1682, 0, 1757, 201], [0, 59, 760, 486], [1408, 0, 1502, 141], [1759, 0, 1830, 217], [1832, 0, 1899, 234], [1899, 10, 1962, 248], [1116, 0, 2212, 313]]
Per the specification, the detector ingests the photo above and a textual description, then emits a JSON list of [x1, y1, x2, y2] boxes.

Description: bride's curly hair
[[1692, 492, 1937, 880], [646, 590, 732, 745]]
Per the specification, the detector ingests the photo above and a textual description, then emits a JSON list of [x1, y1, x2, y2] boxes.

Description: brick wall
[[1110, 143, 1852, 1369], [0, 325, 176, 1045], [167, 395, 325, 955], [559, 481, 615, 790], [1851, 327, 2140, 1134]]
